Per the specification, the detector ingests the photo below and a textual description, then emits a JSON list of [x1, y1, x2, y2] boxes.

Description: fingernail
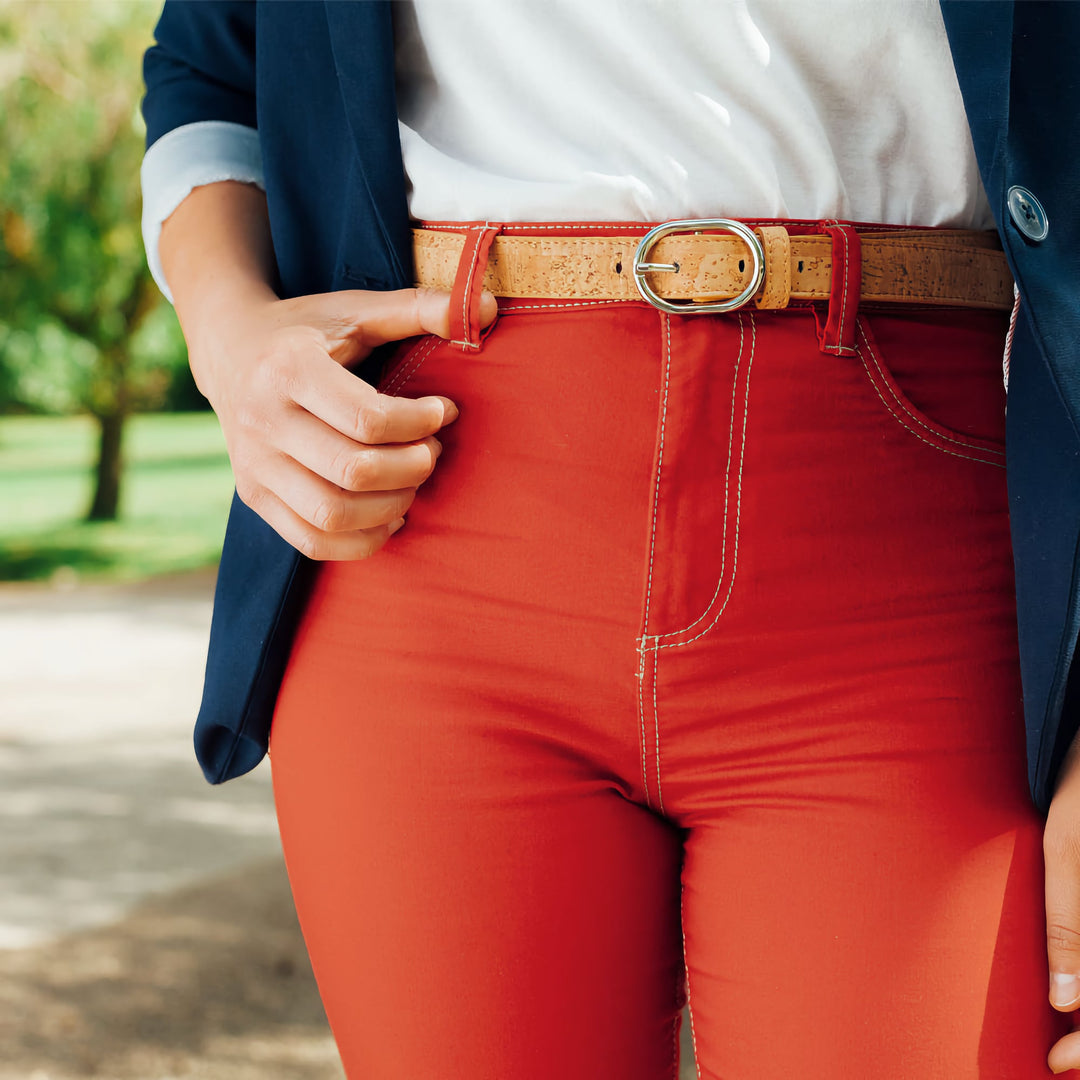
[[388, 517, 405, 536], [432, 438, 443, 459], [441, 399, 459, 424], [1050, 973, 1080, 1008]]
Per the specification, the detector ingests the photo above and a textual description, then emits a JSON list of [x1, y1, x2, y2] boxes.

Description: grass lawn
[[0, 412, 235, 583]]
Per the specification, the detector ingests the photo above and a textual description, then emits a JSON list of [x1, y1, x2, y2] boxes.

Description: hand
[[1044, 730, 1080, 1072], [188, 285, 496, 560]]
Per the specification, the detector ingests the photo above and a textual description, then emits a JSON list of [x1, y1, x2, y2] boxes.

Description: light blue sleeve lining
[[140, 120, 264, 303]]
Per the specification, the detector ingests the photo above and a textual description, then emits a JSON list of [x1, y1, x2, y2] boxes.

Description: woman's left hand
[[1044, 732, 1080, 1072]]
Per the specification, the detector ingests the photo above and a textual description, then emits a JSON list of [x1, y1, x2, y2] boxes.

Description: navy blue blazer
[[143, 1, 1080, 812]]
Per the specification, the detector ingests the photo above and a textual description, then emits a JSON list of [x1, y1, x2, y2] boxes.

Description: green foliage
[[0, 0, 190, 417], [0, 412, 234, 582], [0, 0, 198, 521]]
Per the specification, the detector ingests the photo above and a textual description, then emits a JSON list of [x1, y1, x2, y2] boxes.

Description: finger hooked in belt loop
[[448, 222, 502, 353], [814, 222, 862, 355]]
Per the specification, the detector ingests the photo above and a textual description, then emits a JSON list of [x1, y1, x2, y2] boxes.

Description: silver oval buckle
[[632, 218, 765, 315]]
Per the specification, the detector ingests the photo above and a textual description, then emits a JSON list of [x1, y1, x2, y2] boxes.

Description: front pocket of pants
[[377, 334, 443, 396], [855, 311, 1007, 467]]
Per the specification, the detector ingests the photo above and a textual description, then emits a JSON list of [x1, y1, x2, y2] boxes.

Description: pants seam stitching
[[635, 312, 672, 809], [681, 880, 701, 1076], [654, 312, 745, 640], [655, 312, 757, 650], [383, 335, 440, 395], [856, 319, 1005, 468]]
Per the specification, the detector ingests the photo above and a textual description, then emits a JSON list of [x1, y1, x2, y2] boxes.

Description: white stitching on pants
[[383, 336, 440, 396], [501, 299, 631, 312], [681, 880, 701, 1076], [856, 321, 1005, 467], [458, 223, 491, 349], [819, 221, 857, 356], [653, 645, 664, 814], [857, 319, 1004, 456], [636, 312, 673, 810], [655, 313, 757, 649], [671, 972, 681, 1080], [834, 224, 851, 349], [652, 314, 746, 642], [635, 646, 652, 809], [499, 223, 648, 232]]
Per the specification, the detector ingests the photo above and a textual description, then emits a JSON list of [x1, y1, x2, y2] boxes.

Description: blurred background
[[0, 2, 345, 1076], [0, 3, 698, 1076], [0, 0, 224, 584]]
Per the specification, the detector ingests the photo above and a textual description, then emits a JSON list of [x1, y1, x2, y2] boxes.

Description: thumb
[[1045, 795, 1080, 1009], [328, 286, 498, 357], [406, 285, 499, 341]]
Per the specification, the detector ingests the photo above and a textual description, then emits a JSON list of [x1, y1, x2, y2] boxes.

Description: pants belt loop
[[448, 222, 502, 353], [753, 225, 792, 310], [814, 222, 862, 355]]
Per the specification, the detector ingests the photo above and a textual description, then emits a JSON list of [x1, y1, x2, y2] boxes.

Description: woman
[[142, 1, 1080, 1076]]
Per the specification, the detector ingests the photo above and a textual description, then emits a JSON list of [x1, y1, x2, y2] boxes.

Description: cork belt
[[411, 220, 1014, 315]]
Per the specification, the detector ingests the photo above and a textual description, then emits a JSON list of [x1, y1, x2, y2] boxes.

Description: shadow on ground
[[0, 856, 344, 1080]]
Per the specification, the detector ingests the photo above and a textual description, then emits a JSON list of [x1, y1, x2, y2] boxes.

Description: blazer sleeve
[[142, 0, 258, 149]]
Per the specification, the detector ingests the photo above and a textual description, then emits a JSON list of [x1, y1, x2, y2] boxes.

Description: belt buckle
[[632, 218, 765, 315]]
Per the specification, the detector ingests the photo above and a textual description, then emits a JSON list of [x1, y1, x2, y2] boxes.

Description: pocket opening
[[856, 313, 1006, 466]]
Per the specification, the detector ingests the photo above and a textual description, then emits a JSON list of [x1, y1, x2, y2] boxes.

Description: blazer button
[[1007, 185, 1049, 242]]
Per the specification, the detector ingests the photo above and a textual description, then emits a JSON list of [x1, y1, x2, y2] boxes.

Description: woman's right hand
[[188, 286, 494, 561], [159, 180, 495, 560]]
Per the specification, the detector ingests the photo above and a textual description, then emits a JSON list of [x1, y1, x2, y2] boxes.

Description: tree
[[0, 0, 186, 520]]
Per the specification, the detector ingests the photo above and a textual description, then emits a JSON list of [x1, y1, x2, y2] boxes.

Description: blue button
[[1007, 185, 1049, 242]]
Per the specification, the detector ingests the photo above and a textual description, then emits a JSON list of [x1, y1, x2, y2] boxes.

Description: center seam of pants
[[680, 879, 701, 1077], [635, 312, 674, 811], [656, 311, 757, 650], [636, 313, 756, 812], [671, 957, 683, 1080]]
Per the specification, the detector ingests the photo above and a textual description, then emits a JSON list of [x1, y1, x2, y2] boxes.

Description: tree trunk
[[86, 407, 125, 522]]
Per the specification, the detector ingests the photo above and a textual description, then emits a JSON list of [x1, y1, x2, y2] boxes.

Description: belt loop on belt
[[753, 225, 792, 310], [815, 222, 862, 355], [448, 222, 502, 352]]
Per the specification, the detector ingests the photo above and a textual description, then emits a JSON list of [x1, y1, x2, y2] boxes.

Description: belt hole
[[738, 259, 745, 273], [797, 260, 804, 273], [615, 260, 623, 275]]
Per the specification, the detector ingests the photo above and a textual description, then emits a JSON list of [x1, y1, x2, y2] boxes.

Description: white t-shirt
[[141, 0, 992, 300], [395, 0, 991, 226]]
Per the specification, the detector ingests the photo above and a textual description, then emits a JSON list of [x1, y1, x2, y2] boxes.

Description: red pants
[[270, 233, 1066, 1077]]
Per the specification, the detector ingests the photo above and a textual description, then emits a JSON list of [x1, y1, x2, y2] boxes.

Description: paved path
[[0, 571, 346, 1079], [0, 570, 282, 949]]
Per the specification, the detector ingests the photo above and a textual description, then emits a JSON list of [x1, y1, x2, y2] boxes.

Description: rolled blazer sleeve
[[140, 1, 261, 298], [141, 122, 264, 301]]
